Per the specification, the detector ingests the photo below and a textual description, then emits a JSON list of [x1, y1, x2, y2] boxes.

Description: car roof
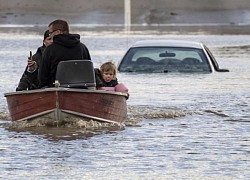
[[131, 40, 204, 49]]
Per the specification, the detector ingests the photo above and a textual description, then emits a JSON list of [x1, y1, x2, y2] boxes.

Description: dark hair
[[43, 30, 50, 40], [48, 19, 69, 34]]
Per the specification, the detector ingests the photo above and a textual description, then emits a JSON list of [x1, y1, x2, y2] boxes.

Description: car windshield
[[118, 47, 212, 73]]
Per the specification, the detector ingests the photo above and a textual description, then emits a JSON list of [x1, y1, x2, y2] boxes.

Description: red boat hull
[[4, 88, 128, 125]]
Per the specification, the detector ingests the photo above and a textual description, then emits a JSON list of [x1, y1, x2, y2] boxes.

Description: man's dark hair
[[49, 19, 69, 34]]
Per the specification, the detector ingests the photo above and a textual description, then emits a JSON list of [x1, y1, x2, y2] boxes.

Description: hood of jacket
[[53, 34, 80, 48]]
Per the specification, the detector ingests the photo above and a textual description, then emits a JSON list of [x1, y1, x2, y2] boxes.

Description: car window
[[118, 47, 212, 73]]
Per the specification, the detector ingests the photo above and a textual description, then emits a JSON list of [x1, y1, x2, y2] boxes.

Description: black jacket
[[25, 45, 45, 84], [32, 45, 45, 66], [16, 46, 45, 91], [94, 68, 118, 87], [39, 34, 91, 87]]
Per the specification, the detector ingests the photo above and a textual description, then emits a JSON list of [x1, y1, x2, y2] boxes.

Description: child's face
[[102, 71, 114, 82]]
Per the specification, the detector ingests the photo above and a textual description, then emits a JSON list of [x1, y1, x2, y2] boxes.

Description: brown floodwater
[[0, 31, 249, 179]]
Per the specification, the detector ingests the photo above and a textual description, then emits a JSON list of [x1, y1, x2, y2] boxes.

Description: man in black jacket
[[39, 19, 91, 87]]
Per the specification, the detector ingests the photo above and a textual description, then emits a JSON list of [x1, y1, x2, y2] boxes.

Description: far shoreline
[[0, 24, 250, 35], [1, 0, 250, 35]]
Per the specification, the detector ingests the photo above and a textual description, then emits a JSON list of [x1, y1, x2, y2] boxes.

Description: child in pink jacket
[[95, 61, 128, 94]]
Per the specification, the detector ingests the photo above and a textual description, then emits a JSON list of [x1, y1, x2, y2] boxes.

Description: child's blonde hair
[[100, 61, 117, 79]]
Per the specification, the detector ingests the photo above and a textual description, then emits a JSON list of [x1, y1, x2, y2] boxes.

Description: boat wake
[[6, 116, 124, 129], [0, 105, 192, 129], [0, 106, 196, 140], [126, 105, 193, 126]]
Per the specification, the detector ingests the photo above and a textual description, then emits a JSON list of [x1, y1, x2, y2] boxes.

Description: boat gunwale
[[4, 87, 128, 98]]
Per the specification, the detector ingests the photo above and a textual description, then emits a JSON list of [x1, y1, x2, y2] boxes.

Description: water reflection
[[6, 126, 124, 141]]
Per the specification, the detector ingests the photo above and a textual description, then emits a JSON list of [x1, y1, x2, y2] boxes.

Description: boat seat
[[56, 60, 96, 89]]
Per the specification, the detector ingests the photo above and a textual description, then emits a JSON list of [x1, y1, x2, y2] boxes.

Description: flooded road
[[0, 31, 249, 179]]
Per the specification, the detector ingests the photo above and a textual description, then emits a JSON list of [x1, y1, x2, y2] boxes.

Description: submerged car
[[118, 40, 229, 73]]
